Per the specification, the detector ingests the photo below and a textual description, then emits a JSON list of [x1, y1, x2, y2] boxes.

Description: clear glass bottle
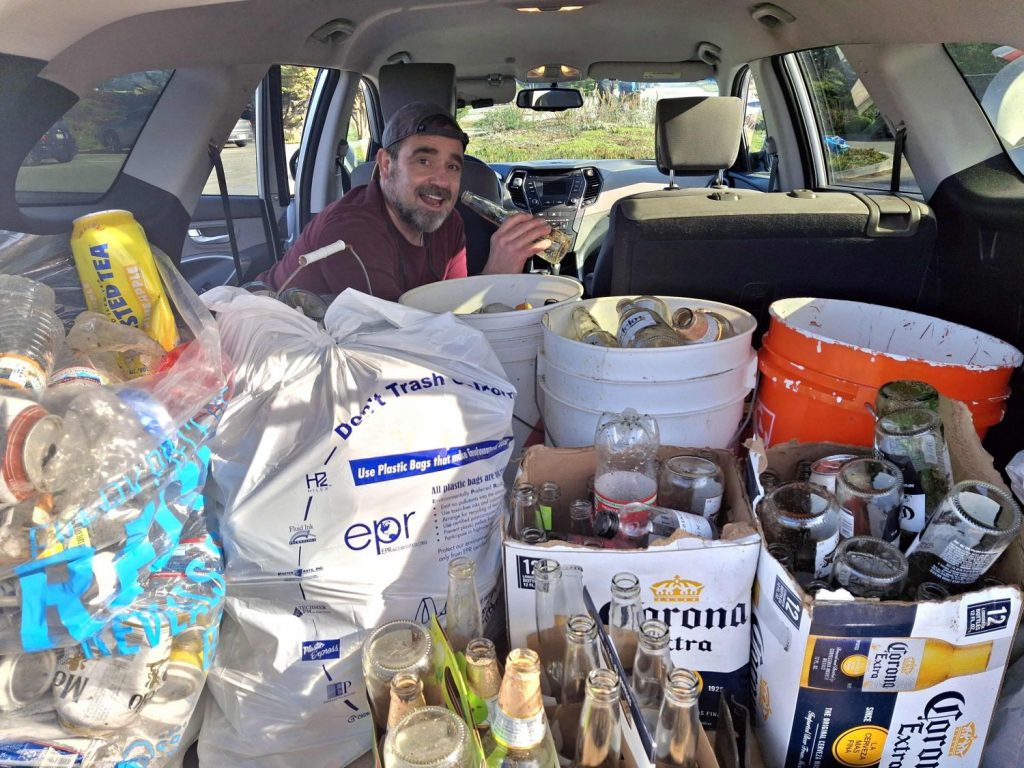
[[386, 672, 427, 730], [835, 457, 904, 543], [766, 542, 792, 571], [670, 307, 734, 344], [512, 484, 541, 540], [625, 295, 671, 321], [593, 408, 659, 514], [907, 480, 1022, 587], [460, 190, 571, 270], [561, 564, 588, 618], [615, 298, 682, 348], [831, 536, 909, 599], [491, 648, 559, 768], [573, 669, 622, 768], [363, 619, 435, 730], [571, 307, 619, 347], [465, 638, 502, 756], [534, 559, 566, 699], [384, 705, 471, 768], [608, 572, 643, 672], [568, 499, 594, 537], [446, 556, 483, 654], [632, 619, 674, 735], [654, 668, 702, 768], [876, 380, 940, 418], [593, 502, 717, 546], [915, 581, 951, 601], [657, 455, 724, 523], [538, 480, 561, 533], [561, 614, 602, 707], [759, 482, 841, 585], [522, 527, 548, 545], [874, 407, 953, 546]]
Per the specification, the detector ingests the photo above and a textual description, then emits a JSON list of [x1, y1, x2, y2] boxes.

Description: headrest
[[655, 96, 743, 174], [379, 63, 457, 119]]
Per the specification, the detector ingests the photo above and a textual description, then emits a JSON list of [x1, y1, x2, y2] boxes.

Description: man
[[261, 102, 553, 300]]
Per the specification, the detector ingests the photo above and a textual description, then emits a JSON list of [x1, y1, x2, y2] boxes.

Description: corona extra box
[[506, 445, 761, 729], [746, 399, 1024, 768]]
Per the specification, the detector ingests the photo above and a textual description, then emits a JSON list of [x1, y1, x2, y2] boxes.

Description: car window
[[348, 80, 373, 171], [462, 78, 719, 163], [15, 70, 173, 201], [795, 47, 919, 194], [945, 44, 1024, 176]]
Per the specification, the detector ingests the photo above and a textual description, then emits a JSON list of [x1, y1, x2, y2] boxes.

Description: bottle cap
[[592, 511, 619, 538]]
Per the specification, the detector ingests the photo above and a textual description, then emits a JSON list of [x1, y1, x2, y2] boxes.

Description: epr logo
[[343, 510, 417, 555]]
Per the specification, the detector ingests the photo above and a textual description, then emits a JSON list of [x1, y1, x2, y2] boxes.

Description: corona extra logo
[[901, 655, 917, 675], [758, 677, 771, 720], [650, 576, 704, 603], [949, 722, 977, 758]]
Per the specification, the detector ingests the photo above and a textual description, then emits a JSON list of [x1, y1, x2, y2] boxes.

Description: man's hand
[[480, 213, 553, 274]]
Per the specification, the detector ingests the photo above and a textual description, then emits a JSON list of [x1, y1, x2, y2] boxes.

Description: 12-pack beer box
[[505, 444, 762, 728], [746, 399, 1024, 768]]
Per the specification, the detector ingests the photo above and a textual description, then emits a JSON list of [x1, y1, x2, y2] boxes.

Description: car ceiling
[[4, 0, 1024, 95]]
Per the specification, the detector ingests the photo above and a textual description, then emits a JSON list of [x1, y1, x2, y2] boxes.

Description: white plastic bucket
[[399, 274, 584, 459], [539, 296, 757, 448]]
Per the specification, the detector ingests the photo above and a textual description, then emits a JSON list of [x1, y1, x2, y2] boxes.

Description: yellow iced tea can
[[70, 210, 178, 374]]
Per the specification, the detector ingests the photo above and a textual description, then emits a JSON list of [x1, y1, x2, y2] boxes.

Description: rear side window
[[15, 70, 173, 201], [946, 44, 1024, 175]]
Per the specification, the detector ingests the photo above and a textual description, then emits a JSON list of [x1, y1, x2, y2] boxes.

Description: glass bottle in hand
[[460, 190, 571, 272]]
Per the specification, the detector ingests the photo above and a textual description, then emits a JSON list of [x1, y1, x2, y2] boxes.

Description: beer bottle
[[615, 299, 682, 348], [571, 307, 619, 347], [561, 615, 602, 706], [568, 499, 594, 537], [512, 484, 541, 540], [533, 559, 566, 699], [670, 307, 733, 344], [632, 619, 674, 735], [466, 637, 502, 756], [386, 672, 426, 730], [875, 379, 940, 419], [446, 556, 484, 654], [384, 706, 471, 768], [489, 648, 559, 768], [625, 295, 670, 321], [537, 481, 561, 533], [830, 536, 908, 599], [608, 572, 643, 672], [460, 190, 571, 270], [573, 669, 622, 768], [653, 668, 702, 768], [800, 634, 994, 692], [521, 527, 548, 545]]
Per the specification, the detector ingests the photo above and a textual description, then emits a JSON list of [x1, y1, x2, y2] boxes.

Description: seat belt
[[208, 140, 244, 286], [890, 123, 907, 194], [765, 136, 780, 192]]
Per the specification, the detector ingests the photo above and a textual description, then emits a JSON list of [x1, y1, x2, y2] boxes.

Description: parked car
[[27, 120, 76, 164], [226, 117, 254, 147]]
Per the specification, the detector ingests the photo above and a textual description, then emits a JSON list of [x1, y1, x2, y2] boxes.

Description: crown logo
[[949, 722, 977, 757], [650, 576, 704, 603]]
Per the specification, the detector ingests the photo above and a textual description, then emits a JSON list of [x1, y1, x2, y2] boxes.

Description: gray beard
[[382, 182, 449, 234]]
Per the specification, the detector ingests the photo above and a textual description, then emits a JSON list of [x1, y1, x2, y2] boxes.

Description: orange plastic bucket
[[755, 298, 1023, 447]]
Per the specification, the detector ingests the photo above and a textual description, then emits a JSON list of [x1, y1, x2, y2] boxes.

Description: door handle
[[188, 228, 230, 245]]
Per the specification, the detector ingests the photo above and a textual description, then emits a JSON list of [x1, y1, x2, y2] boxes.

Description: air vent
[[581, 167, 601, 206], [508, 170, 529, 209]]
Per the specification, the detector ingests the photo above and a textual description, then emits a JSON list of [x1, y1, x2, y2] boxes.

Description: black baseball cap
[[381, 101, 469, 151]]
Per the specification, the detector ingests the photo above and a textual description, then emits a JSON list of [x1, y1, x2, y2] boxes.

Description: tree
[[280, 66, 318, 141]]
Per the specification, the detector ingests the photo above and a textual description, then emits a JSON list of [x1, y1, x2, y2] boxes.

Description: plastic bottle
[[0, 275, 65, 391], [593, 409, 659, 514]]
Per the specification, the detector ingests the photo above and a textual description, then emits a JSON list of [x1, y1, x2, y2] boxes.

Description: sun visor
[[587, 61, 714, 82], [457, 75, 516, 107]]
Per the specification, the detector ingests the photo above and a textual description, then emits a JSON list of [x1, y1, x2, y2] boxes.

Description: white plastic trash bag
[[197, 288, 514, 767]]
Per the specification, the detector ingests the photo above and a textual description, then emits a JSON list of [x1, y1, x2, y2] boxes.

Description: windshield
[[461, 78, 721, 163]]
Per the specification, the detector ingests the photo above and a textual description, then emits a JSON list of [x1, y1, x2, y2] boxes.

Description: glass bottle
[[658, 455, 724, 523], [522, 527, 548, 545], [561, 564, 588, 618], [593, 502, 716, 546], [460, 190, 571, 271], [568, 499, 594, 537], [363, 619, 435, 730], [632, 619, 674, 735], [561, 614, 602, 706], [466, 637, 502, 756], [759, 482, 841, 585], [625, 295, 670, 321], [491, 648, 559, 768], [533, 559, 566, 699], [766, 542, 792, 571], [615, 298, 682, 348], [384, 705, 471, 768], [654, 668, 702, 768], [915, 581, 951, 601], [387, 672, 427, 730], [831, 536, 909, 599], [593, 408, 659, 514], [538, 481, 561, 533], [573, 669, 622, 768], [446, 556, 483, 654], [807, 453, 861, 495], [608, 572, 643, 673], [670, 307, 734, 344], [907, 480, 1022, 587], [874, 407, 953, 546], [571, 307, 619, 347], [834, 457, 904, 543], [512, 484, 541, 540], [876, 380, 940, 418]]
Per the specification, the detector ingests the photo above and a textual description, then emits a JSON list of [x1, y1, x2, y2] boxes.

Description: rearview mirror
[[515, 87, 584, 111]]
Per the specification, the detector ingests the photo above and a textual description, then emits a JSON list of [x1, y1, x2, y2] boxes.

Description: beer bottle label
[[704, 494, 723, 517], [618, 310, 658, 347], [802, 636, 926, 691], [884, 452, 927, 534], [668, 510, 714, 538], [0, 354, 46, 391], [815, 531, 840, 578], [838, 508, 855, 539], [492, 706, 547, 749]]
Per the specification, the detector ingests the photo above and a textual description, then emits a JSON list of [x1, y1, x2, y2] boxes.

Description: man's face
[[379, 134, 464, 235]]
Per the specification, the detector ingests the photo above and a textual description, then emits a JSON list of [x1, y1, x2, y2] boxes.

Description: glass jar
[[874, 407, 953, 546], [593, 408, 659, 514], [363, 620, 434, 730], [759, 482, 841, 584], [383, 706, 471, 768], [875, 380, 940, 418], [835, 457, 904, 543], [807, 453, 862, 495], [658, 455, 724, 523], [831, 536, 909, 599], [908, 480, 1022, 587]]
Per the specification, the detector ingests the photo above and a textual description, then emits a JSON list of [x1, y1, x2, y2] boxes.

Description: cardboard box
[[745, 399, 1024, 768], [507, 445, 761, 728]]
